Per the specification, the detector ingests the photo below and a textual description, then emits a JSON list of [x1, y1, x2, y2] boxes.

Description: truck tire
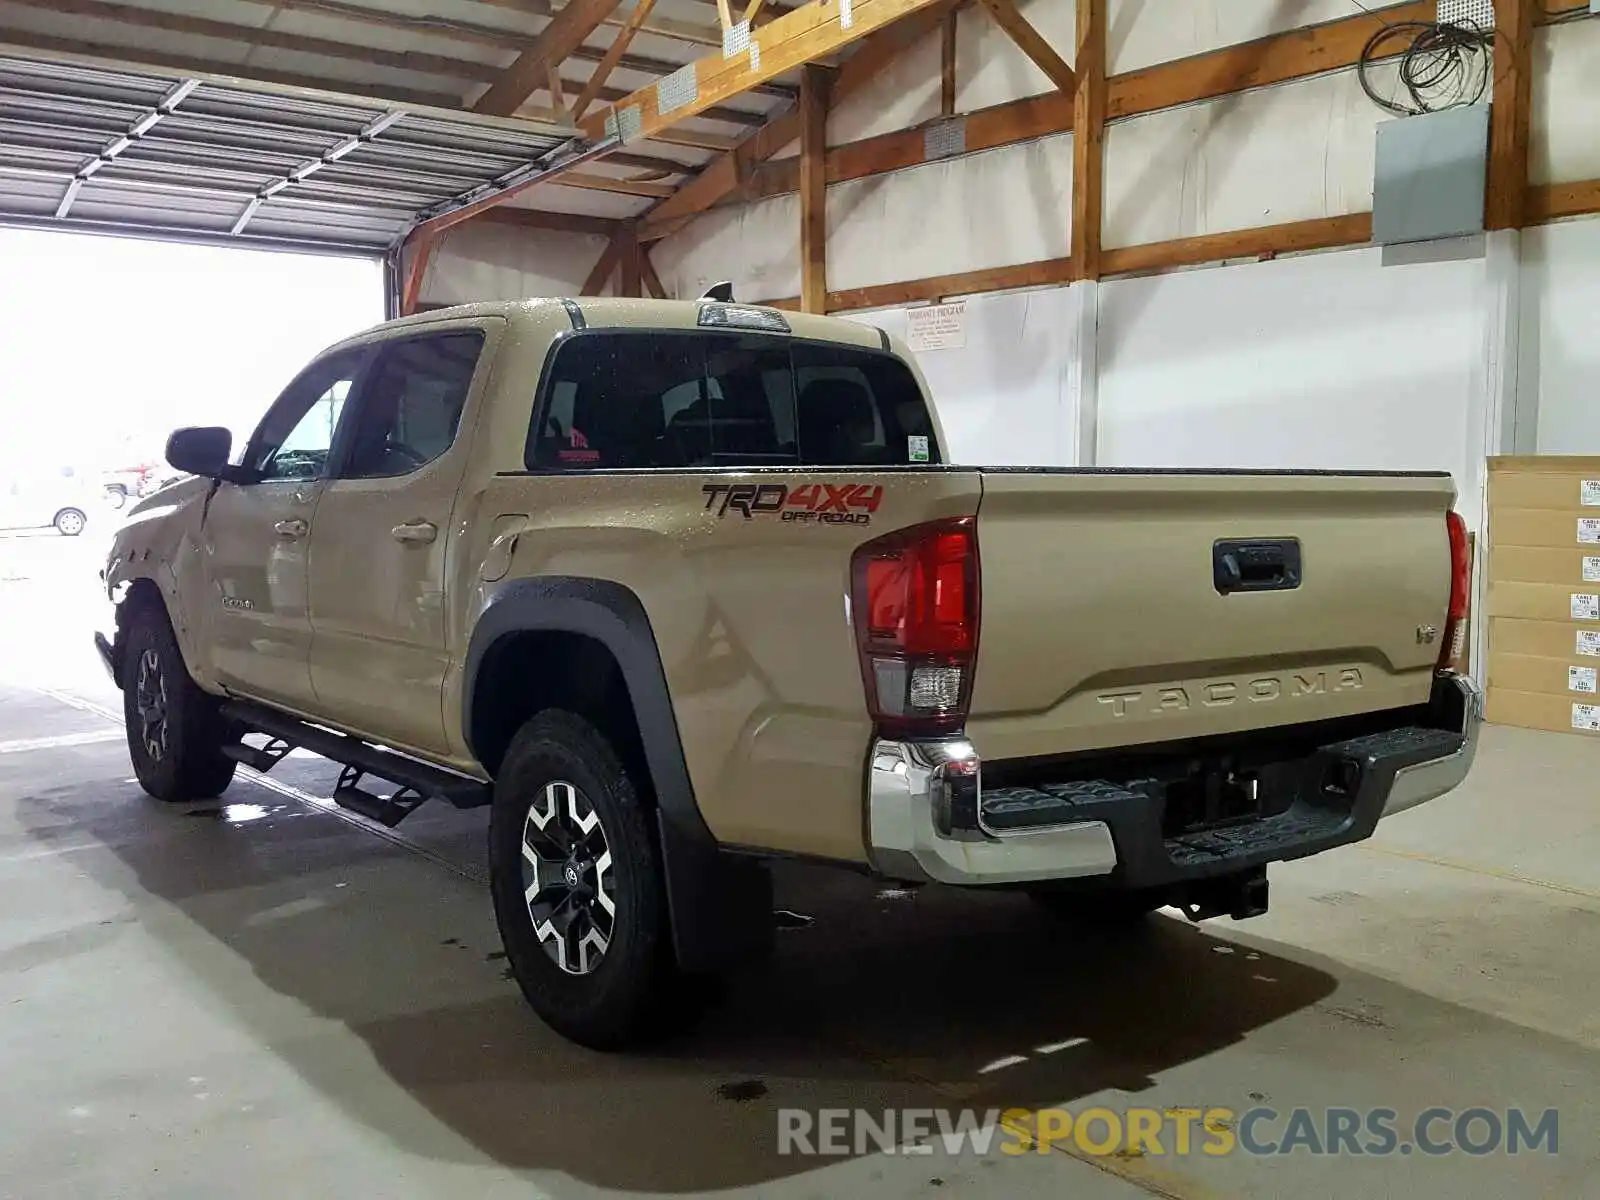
[[1026, 886, 1168, 925], [122, 606, 237, 802], [489, 709, 693, 1050], [53, 508, 87, 536]]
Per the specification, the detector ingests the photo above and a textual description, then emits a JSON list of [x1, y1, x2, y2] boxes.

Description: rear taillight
[[850, 518, 979, 738], [1440, 510, 1470, 672]]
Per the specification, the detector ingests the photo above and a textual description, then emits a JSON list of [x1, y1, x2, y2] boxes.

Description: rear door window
[[526, 331, 938, 470]]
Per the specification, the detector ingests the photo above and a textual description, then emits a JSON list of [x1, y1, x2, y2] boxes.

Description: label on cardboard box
[[1573, 703, 1600, 732], [1580, 630, 1600, 657], [1583, 480, 1600, 506], [1573, 594, 1600, 620], [1570, 666, 1598, 693], [1586, 556, 1600, 582], [1581, 519, 1600, 544]]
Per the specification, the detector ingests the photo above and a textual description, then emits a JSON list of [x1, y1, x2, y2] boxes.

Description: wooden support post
[[399, 233, 436, 315], [1070, 0, 1105, 282], [1486, 0, 1534, 231], [940, 8, 957, 117], [581, 237, 623, 295], [800, 64, 830, 314], [641, 247, 670, 298], [619, 225, 644, 296]]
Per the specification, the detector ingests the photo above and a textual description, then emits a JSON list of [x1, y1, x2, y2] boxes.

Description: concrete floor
[[0, 533, 1595, 1199]]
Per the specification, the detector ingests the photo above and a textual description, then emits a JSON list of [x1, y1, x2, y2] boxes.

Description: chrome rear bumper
[[867, 674, 1482, 887]]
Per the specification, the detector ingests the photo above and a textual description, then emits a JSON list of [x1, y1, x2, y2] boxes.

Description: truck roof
[[368, 296, 893, 353]]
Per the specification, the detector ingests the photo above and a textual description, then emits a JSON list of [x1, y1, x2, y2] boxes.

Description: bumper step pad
[[977, 723, 1467, 887]]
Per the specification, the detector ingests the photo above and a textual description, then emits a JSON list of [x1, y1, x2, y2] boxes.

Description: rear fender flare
[[462, 576, 772, 971]]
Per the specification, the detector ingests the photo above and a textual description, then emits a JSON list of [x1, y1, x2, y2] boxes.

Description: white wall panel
[[1532, 18, 1600, 186], [828, 134, 1072, 292], [1521, 217, 1600, 454], [844, 287, 1083, 466], [1103, 69, 1382, 247], [425, 223, 607, 305], [830, 28, 943, 145], [1097, 246, 1485, 519], [954, 0, 1076, 112], [1107, 0, 1360, 74], [651, 192, 800, 302]]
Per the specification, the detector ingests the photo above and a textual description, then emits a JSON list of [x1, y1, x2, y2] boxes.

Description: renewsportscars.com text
[[777, 1106, 1559, 1158]]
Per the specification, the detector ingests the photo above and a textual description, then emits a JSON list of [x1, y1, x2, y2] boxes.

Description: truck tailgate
[[966, 469, 1457, 760]]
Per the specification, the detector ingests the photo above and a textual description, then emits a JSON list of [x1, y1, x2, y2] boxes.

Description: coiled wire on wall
[[1356, 19, 1494, 117]]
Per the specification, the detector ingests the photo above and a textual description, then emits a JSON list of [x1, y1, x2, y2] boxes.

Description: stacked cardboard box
[[1485, 456, 1600, 736]]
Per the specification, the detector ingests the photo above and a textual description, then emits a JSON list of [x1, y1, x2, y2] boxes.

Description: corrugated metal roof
[[0, 43, 583, 253]]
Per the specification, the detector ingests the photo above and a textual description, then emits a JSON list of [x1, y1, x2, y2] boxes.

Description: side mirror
[[165, 426, 234, 480]]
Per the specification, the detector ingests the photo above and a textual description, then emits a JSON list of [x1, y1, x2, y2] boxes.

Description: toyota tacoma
[[95, 293, 1481, 1049]]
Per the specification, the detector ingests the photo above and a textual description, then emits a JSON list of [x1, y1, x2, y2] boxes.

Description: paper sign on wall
[[906, 300, 967, 352], [1583, 479, 1600, 506], [1580, 518, 1600, 545], [1573, 703, 1600, 732], [1571, 666, 1598, 694], [1573, 594, 1600, 620], [1580, 630, 1600, 657], [1585, 556, 1600, 582]]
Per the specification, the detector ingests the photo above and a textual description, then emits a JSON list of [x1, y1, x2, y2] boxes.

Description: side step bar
[[220, 701, 490, 828]]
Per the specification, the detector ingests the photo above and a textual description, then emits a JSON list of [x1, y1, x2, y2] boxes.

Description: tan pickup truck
[[96, 293, 1481, 1049]]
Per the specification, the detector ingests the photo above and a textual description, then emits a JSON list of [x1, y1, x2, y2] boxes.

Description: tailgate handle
[[1214, 539, 1301, 595]]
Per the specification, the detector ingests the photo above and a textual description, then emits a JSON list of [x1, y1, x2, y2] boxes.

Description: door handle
[[274, 518, 308, 539], [1213, 538, 1302, 594], [392, 519, 438, 545]]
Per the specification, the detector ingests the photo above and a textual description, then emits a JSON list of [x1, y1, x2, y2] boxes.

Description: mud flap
[[656, 810, 775, 972]]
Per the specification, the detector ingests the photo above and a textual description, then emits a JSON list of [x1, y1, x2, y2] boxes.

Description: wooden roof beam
[[573, 0, 659, 121], [567, 47, 794, 101], [635, 0, 958, 240], [475, 0, 626, 117], [553, 78, 768, 127], [559, 172, 678, 198], [477, 208, 622, 236], [575, 0, 950, 145], [475, 0, 729, 50]]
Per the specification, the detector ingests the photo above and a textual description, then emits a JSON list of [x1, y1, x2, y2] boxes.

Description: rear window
[[525, 331, 939, 470]]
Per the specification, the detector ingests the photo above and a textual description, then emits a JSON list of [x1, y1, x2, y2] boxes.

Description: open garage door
[[0, 44, 582, 262]]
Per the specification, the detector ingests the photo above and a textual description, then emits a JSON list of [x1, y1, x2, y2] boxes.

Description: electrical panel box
[[1371, 103, 1490, 246]]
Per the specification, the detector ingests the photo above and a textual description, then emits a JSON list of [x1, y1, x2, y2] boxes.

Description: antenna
[[699, 281, 734, 302]]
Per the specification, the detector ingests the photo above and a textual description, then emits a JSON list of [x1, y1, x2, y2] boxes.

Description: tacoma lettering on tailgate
[[702, 482, 883, 525], [1097, 669, 1365, 718]]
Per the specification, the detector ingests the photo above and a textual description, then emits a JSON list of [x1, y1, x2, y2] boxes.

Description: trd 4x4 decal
[[702, 482, 884, 525]]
